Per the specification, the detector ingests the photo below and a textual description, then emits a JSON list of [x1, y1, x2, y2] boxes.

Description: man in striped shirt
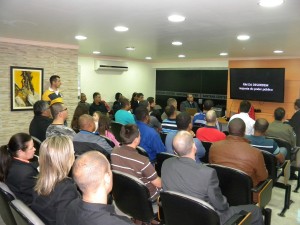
[[161, 105, 178, 134], [111, 124, 161, 200]]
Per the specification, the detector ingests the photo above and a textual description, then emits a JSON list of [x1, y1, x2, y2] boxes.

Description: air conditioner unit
[[94, 60, 128, 71]]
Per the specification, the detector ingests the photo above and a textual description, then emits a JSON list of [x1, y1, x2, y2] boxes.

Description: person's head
[[73, 151, 112, 198], [254, 118, 269, 135], [173, 131, 196, 158], [80, 93, 87, 103], [137, 93, 144, 101], [167, 98, 177, 109], [49, 75, 61, 89], [147, 97, 155, 109], [98, 114, 111, 135], [150, 109, 163, 123], [205, 110, 217, 125], [50, 102, 68, 120], [187, 94, 194, 103], [139, 100, 150, 112], [115, 92, 122, 101], [239, 100, 251, 113], [131, 92, 138, 102], [203, 100, 214, 111], [33, 100, 51, 117], [93, 111, 102, 123], [71, 104, 90, 132], [78, 114, 95, 132], [35, 136, 75, 195], [93, 92, 101, 104], [274, 107, 285, 121], [120, 124, 140, 146], [120, 98, 130, 110], [294, 99, 300, 110], [228, 118, 246, 137], [135, 106, 150, 123], [176, 112, 192, 131], [165, 105, 176, 118]]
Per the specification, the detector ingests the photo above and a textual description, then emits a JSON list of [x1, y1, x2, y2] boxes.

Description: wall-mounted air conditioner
[[94, 60, 128, 71]]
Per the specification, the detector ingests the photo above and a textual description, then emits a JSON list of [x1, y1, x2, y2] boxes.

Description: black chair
[[112, 170, 155, 223], [100, 135, 116, 148], [192, 125, 204, 134], [0, 182, 17, 225], [136, 146, 150, 158], [155, 152, 177, 177], [207, 164, 272, 225], [111, 121, 124, 143], [10, 199, 45, 225], [200, 142, 212, 163], [265, 136, 291, 160], [31, 136, 42, 156], [292, 149, 300, 192], [73, 141, 110, 161], [261, 150, 292, 216], [160, 191, 252, 225]]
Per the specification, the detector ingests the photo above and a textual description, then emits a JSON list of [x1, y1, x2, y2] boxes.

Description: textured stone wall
[[0, 41, 78, 146]]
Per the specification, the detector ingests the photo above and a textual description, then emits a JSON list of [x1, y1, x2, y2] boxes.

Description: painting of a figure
[[11, 66, 43, 111]]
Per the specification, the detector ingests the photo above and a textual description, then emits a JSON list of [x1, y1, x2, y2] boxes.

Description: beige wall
[[0, 41, 78, 146]]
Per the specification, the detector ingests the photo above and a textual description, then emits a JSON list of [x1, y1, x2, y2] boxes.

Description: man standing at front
[[42, 75, 62, 104]]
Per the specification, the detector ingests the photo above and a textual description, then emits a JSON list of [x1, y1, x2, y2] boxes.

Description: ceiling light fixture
[[126, 47, 135, 51], [75, 35, 87, 40], [237, 35, 250, 41], [93, 51, 101, 54], [114, 26, 129, 32], [273, 50, 284, 54], [172, 41, 182, 46], [178, 54, 186, 58], [258, 0, 284, 7], [219, 52, 228, 56], [145, 57, 152, 60], [168, 15, 186, 22]]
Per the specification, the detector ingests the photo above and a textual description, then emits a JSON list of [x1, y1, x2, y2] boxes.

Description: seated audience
[[266, 107, 296, 148], [193, 99, 214, 127], [196, 110, 226, 142], [111, 124, 161, 201], [148, 97, 162, 131], [64, 151, 133, 225], [161, 105, 178, 134], [92, 111, 102, 132], [0, 133, 38, 205], [31, 136, 80, 225], [73, 114, 113, 154], [161, 131, 264, 225], [288, 99, 300, 146], [135, 106, 166, 162], [246, 118, 286, 164], [46, 102, 76, 138], [71, 101, 90, 133], [98, 114, 120, 147], [165, 112, 205, 163], [130, 92, 139, 114], [89, 92, 109, 115], [209, 118, 268, 188], [112, 92, 122, 115], [147, 97, 156, 113], [78, 93, 90, 109], [29, 100, 53, 141], [180, 93, 200, 112], [115, 98, 136, 125], [161, 98, 181, 120], [229, 100, 255, 135]]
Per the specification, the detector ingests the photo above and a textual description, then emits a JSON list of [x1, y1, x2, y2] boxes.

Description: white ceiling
[[1, 0, 300, 61]]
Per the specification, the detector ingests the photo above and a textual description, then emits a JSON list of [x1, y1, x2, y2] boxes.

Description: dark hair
[[98, 115, 111, 135], [254, 118, 269, 133], [71, 104, 90, 132], [115, 92, 122, 101], [147, 97, 154, 104], [135, 106, 149, 121], [120, 98, 130, 109], [203, 100, 214, 111], [274, 107, 285, 121], [93, 92, 100, 99], [130, 92, 138, 102], [295, 99, 300, 108], [239, 100, 251, 113], [137, 93, 144, 98], [120, 124, 139, 145], [165, 105, 175, 117], [139, 100, 149, 108], [33, 100, 49, 116], [50, 102, 64, 119], [228, 118, 245, 137], [49, 75, 60, 85], [150, 109, 162, 123], [176, 112, 191, 130], [0, 133, 32, 181]]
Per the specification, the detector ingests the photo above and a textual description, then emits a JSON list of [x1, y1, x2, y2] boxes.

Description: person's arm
[[151, 177, 162, 188]]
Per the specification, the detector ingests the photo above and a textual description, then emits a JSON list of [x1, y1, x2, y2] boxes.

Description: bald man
[[64, 151, 133, 225], [209, 118, 268, 188], [196, 110, 226, 142], [161, 131, 263, 225]]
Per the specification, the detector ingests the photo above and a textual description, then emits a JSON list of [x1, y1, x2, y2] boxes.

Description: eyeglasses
[[60, 108, 67, 112]]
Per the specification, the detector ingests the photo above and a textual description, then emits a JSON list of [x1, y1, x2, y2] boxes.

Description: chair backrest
[[100, 135, 115, 148], [10, 199, 45, 225], [111, 121, 124, 143], [207, 164, 252, 206], [261, 150, 279, 184], [31, 136, 42, 156], [112, 170, 154, 222], [136, 146, 150, 158], [0, 182, 17, 225], [200, 142, 212, 163], [155, 152, 177, 177], [160, 191, 220, 225], [73, 141, 110, 161], [266, 136, 291, 160]]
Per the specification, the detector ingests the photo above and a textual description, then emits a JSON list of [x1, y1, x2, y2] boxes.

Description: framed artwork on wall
[[10, 66, 44, 111]]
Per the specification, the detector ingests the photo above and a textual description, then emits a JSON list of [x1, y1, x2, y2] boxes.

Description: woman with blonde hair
[[31, 136, 79, 225]]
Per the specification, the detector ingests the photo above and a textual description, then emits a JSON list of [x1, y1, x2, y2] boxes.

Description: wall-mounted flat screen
[[230, 68, 285, 103]]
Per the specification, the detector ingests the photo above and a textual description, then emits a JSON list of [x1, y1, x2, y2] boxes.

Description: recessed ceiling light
[[258, 0, 284, 7], [168, 15, 186, 22], [126, 47, 135, 51], [75, 35, 87, 40], [145, 57, 152, 60], [237, 35, 250, 41], [178, 54, 186, 58], [92, 51, 101, 54], [114, 26, 129, 32], [219, 52, 228, 56], [273, 50, 284, 54], [172, 41, 182, 46]]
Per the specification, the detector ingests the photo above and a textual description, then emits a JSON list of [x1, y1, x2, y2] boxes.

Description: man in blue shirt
[[135, 106, 166, 162], [115, 98, 136, 125]]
